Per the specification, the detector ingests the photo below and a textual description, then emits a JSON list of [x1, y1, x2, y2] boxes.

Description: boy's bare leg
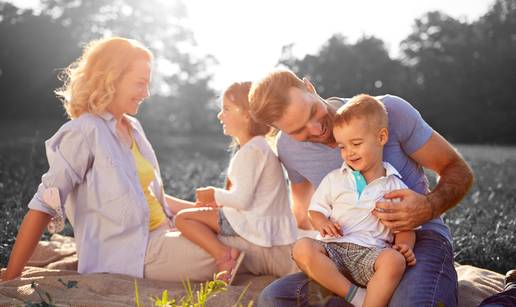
[[292, 238, 353, 297], [363, 248, 406, 307]]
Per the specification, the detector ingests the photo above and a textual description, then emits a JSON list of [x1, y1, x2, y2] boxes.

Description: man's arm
[[291, 179, 315, 230], [374, 131, 474, 231]]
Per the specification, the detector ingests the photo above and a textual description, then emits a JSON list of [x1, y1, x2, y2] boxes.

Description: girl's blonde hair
[[55, 37, 153, 119], [223, 82, 271, 149]]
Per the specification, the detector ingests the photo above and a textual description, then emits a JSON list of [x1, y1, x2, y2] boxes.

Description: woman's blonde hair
[[55, 37, 153, 119]]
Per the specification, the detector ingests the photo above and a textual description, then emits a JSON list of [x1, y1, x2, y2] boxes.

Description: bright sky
[[10, 0, 494, 90]]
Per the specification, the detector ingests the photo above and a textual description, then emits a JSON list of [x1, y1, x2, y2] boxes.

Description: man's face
[[273, 86, 335, 144]]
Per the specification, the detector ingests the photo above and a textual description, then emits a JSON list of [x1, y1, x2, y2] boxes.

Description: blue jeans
[[258, 230, 458, 307]]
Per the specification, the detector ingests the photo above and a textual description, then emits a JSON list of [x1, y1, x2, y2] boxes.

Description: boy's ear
[[379, 127, 389, 145], [303, 78, 317, 95]]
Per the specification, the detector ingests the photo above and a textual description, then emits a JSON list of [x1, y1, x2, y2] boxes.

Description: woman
[[2, 37, 297, 282]]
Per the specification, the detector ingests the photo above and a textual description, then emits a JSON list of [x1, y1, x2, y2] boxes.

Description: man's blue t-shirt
[[277, 94, 451, 242]]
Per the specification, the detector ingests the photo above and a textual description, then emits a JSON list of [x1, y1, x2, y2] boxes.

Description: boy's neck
[[361, 161, 386, 184]]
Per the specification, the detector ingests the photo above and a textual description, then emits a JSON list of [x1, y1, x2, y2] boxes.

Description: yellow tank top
[[130, 139, 166, 231]]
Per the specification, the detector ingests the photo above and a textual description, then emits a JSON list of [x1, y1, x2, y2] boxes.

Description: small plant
[[134, 273, 253, 307]]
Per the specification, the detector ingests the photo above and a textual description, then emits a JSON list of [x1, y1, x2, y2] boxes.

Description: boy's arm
[[394, 230, 415, 249], [291, 179, 315, 230], [309, 210, 342, 238], [394, 230, 416, 266]]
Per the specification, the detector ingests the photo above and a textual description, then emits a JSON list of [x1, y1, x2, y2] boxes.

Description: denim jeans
[[258, 230, 458, 307]]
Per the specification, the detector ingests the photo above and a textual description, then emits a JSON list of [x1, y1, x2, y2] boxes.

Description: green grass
[[0, 129, 515, 274]]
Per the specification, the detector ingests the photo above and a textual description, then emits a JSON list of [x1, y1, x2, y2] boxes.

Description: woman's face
[[110, 59, 151, 117]]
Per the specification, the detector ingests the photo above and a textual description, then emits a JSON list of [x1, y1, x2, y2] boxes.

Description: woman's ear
[[379, 127, 389, 145]]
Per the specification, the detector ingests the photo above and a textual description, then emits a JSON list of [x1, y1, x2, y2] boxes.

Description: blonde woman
[[1, 37, 297, 282]]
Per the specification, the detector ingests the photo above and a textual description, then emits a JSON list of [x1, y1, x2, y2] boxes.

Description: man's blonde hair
[[334, 94, 388, 130], [248, 69, 305, 126], [55, 37, 153, 119]]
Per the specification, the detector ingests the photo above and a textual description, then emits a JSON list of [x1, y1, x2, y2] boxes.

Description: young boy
[[292, 94, 416, 307]]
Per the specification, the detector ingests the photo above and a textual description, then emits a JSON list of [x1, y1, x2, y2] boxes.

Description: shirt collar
[[340, 161, 402, 179], [98, 111, 137, 132]]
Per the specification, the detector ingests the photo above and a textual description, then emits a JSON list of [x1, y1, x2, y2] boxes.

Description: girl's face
[[217, 97, 249, 138], [110, 59, 151, 117]]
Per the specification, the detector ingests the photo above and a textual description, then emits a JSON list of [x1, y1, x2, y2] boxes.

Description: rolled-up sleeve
[[28, 122, 92, 217]]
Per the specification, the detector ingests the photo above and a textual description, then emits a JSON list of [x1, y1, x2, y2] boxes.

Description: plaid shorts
[[218, 209, 239, 237], [321, 241, 384, 287]]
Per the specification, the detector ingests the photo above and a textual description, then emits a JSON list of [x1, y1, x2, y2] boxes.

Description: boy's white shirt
[[213, 136, 298, 247], [309, 161, 407, 248]]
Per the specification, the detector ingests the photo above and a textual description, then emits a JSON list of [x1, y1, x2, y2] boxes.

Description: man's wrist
[[426, 193, 438, 220]]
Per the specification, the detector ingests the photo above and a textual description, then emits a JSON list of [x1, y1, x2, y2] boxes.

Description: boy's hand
[[317, 220, 343, 238], [393, 243, 417, 266], [196, 187, 215, 204]]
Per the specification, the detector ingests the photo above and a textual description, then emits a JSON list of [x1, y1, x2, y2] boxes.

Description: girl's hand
[[393, 243, 417, 266], [194, 201, 218, 208], [196, 187, 215, 204], [317, 220, 342, 238]]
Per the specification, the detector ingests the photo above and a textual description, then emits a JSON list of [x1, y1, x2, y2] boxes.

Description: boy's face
[[333, 116, 387, 173]]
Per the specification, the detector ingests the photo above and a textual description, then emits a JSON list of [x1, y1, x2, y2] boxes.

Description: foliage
[[0, 0, 218, 133], [279, 0, 516, 144]]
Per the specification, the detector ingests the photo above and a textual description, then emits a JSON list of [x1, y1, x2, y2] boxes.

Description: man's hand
[[373, 188, 433, 232], [393, 243, 417, 266], [195, 187, 215, 204]]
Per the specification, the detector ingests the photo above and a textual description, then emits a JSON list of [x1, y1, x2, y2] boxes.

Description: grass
[[0, 126, 515, 274]]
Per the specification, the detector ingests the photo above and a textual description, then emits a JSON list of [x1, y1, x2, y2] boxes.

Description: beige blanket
[[0, 234, 505, 306]]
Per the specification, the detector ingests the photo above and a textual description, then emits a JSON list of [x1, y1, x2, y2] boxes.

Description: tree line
[[1, 0, 515, 143]]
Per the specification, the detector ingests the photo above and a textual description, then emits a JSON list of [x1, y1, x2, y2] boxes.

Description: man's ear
[[303, 77, 317, 94], [379, 127, 389, 145]]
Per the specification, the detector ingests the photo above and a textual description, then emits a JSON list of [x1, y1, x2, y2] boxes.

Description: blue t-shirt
[[277, 94, 451, 242]]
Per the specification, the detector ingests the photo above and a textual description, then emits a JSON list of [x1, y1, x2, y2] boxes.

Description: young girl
[[175, 82, 297, 284]]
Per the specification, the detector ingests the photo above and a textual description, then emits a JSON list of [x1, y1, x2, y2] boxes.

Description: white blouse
[[214, 136, 297, 247]]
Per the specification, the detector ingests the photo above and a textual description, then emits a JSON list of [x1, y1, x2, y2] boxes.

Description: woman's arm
[[1, 210, 52, 281], [164, 194, 195, 214]]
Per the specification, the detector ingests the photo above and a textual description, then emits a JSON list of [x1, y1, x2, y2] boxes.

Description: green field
[[0, 120, 515, 274]]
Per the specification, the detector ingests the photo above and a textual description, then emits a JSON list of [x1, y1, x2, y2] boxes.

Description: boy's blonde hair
[[55, 37, 153, 119], [334, 94, 388, 130], [248, 69, 305, 126]]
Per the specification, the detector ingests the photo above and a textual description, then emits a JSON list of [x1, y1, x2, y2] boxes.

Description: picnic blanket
[[0, 234, 506, 306]]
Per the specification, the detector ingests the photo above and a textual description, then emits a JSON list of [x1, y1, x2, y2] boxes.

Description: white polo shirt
[[309, 162, 407, 248]]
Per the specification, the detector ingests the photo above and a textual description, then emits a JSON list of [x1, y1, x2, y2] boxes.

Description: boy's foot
[[215, 248, 246, 285]]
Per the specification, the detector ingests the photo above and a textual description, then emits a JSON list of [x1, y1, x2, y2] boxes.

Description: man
[[249, 69, 474, 306]]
